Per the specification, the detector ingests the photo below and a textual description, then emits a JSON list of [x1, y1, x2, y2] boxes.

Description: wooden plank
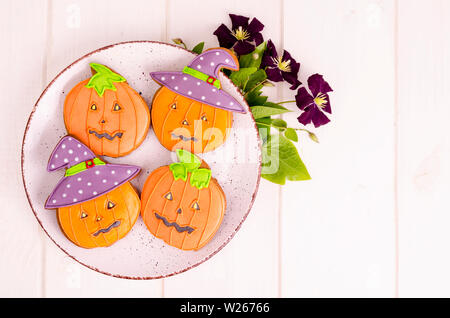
[[397, 0, 450, 297], [281, 0, 396, 297], [46, 0, 168, 80], [43, 0, 166, 297], [0, 0, 48, 297], [163, 0, 281, 297]]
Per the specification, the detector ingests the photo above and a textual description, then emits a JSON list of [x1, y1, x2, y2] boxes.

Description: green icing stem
[[169, 150, 211, 189], [190, 168, 212, 189], [65, 158, 105, 177], [182, 66, 221, 90], [85, 63, 126, 97], [169, 163, 188, 181]]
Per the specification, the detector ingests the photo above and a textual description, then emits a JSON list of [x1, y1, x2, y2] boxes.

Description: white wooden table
[[1, 0, 449, 298]]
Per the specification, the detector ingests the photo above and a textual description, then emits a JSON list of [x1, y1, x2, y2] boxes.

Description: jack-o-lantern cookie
[[45, 136, 141, 249], [150, 48, 246, 153], [141, 149, 226, 250], [64, 63, 150, 158]]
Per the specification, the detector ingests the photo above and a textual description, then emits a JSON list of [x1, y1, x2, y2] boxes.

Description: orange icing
[[57, 182, 140, 248], [141, 165, 226, 250], [151, 87, 232, 153], [63, 78, 150, 158]]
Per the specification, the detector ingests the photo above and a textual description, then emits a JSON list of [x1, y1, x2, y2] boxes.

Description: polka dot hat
[[150, 48, 247, 113], [44, 136, 140, 209]]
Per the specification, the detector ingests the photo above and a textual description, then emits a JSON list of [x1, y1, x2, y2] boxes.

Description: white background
[[0, 0, 449, 297]]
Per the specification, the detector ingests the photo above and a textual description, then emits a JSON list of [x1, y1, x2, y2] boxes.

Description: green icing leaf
[[251, 105, 291, 120], [175, 149, 201, 171], [261, 134, 311, 185], [284, 128, 299, 142], [244, 69, 267, 92], [190, 169, 212, 189], [229, 67, 257, 89], [192, 42, 205, 54], [170, 149, 212, 188], [169, 163, 188, 181], [86, 63, 126, 97], [239, 42, 266, 69]]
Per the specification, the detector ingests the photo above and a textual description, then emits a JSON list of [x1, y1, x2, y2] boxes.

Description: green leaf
[[239, 42, 266, 69], [261, 134, 311, 185], [250, 105, 291, 120], [255, 117, 271, 144], [255, 117, 272, 126], [263, 102, 286, 109], [262, 81, 275, 87], [190, 169, 212, 189], [86, 63, 126, 97], [270, 118, 287, 130], [284, 128, 298, 142], [175, 149, 201, 171], [244, 69, 267, 92], [245, 84, 268, 106], [192, 42, 205, 54], [229, 67, 257, 89], [169, 163, 188, 181]]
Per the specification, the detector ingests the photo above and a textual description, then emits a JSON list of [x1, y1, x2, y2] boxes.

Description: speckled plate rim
[[21, 40, 262, 280]]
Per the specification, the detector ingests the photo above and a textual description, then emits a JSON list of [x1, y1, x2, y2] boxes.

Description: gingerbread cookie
[[141, 149, 226, 250], [64, 63, 150, 158], [150, 48, 246, 153], [45, 136, 141, 249]]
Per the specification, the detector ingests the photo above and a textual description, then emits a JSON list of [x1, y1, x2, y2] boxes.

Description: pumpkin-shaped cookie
[[150, 48, 246, 153], [64, 63, 150, 157], [141, 150, 226, 250], [45, 136, 141, 248]]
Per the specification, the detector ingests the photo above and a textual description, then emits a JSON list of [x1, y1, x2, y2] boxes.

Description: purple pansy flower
[[213, 14, 264, 56], [296, 74, 333, 128], [261, 40, 301, 90]]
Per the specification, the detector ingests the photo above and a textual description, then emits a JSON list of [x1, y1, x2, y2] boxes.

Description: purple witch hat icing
[[45, 136, 140, 209], [150, 48, 247, 113]]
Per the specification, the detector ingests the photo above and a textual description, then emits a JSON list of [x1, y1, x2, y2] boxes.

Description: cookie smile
[[89, 130, 123, 140], [155, 212, 195, 234], [93, 220, 121, 236], [170, 132, 198, 142]]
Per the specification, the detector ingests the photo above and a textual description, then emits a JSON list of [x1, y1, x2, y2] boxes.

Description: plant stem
[[243, 81, 267, 97], [255, 121, 308, 132], [255, 121, 319, 143], [277, 100, 296, 105]]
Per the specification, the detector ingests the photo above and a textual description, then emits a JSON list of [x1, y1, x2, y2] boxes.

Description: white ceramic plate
[[21, 41, 261, 279]]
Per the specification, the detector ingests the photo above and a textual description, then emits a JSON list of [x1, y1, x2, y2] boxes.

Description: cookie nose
[[101, 119, 106, 124], [177, 208, 182, 214]]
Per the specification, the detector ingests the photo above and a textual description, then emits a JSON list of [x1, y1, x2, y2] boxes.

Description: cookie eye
[[182, 120, 189, 125], [113, 103, 121, 111], [164, 192, 173, 201], [81, 212, 88, 219], [90, 104, 97, 110], [170, 103, 177, 109], [107, 201, 116, 209], [201, 115, 207, 122], [192, 202, 200, 211]]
